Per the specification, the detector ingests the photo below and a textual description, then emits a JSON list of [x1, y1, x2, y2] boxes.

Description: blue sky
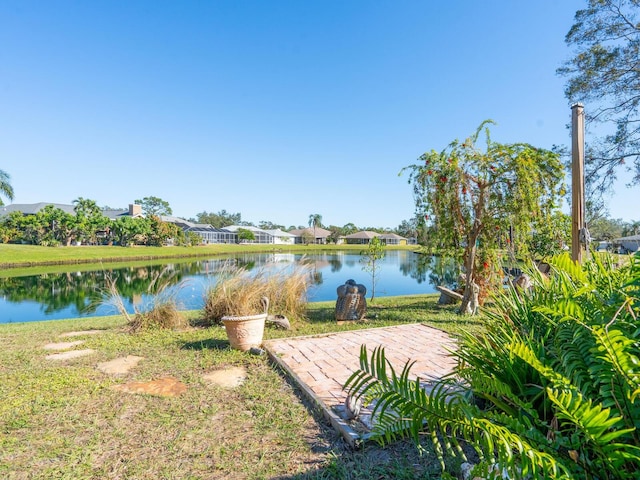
[[1, 1, 637, 229]]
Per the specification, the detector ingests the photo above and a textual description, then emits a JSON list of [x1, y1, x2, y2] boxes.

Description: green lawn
[[0, 243, 418, 269], [0, 295, 481, 479]]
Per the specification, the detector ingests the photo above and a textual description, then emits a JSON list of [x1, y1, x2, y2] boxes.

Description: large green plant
[[345, 253, 640, 478], [72, 197, 109, 245], [146, 215, 182, 246], [112, 216, 151, 246]]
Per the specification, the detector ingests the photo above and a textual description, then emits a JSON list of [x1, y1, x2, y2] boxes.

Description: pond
[[0, 251, 462, 323]]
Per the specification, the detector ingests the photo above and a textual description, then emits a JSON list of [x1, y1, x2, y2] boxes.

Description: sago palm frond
[[344, 346, 575, 478], [547, 388, 640, 474], [547, 388, 625, 442], [555, 322, 598, 396]]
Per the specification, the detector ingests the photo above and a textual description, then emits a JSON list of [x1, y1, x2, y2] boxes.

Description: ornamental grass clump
[[202, 262, 311, 325], [265, 263, 312, 319], [127, 300, 187, 333], [105, 274, 188, 333]]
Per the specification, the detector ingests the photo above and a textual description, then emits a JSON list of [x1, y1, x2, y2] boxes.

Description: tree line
[[0, 192, 419, 247], [0, 187, 634, 250], [0, 198, 196, 247]]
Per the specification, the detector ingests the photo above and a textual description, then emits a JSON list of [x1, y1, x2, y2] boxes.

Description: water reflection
[[0, 251, 455, 323], [428, 255, 463, 289], [397, 253, 461, 286], [0, 264, 189, 316]]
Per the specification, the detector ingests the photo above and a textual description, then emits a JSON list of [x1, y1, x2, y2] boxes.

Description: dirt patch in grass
[[111, 376, 188, 397], [59, 330, 105, 338]]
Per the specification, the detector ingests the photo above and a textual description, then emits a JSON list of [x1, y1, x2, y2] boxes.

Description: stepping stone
[[97, 355, 144, 376], [202, 366, 248, 388], [59, 330, 105, 338], [111, 377, 187, 397], [43, 340, 85, 351], [46, 349, 96, 361]]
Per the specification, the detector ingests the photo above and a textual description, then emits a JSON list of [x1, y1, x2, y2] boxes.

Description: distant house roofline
[[1, 202, 76, 216], [0, 202, 142, 220], [288, 227, 331, 237], [613, 234, 640, 242]]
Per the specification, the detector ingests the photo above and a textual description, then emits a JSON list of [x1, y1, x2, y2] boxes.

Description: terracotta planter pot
[[221, 313, 267, 351]]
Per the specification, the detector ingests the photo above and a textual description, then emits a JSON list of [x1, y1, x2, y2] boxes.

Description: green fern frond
[[345, 345, 577, 477], [547, 388, 623, 442], [534, 299, 585, 322], [549, 253, 588, 284], [510, 341, 574, 391], [554, 322, 599, 396], [466, 416, 573, 478], [592, 327, 640, 385]]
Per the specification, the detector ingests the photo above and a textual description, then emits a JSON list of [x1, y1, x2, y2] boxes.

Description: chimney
[[129, 204, 142, 216]]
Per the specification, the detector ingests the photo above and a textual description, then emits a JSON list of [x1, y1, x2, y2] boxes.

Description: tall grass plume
[[202, 261, 312, 326], [104, 273, 188, 333]]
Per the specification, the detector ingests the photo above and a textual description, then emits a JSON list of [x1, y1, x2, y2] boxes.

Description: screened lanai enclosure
[[185, 226, 237, 244]]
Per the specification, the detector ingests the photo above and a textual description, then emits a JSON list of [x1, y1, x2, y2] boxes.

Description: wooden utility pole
[[571, 103, 585, 263]]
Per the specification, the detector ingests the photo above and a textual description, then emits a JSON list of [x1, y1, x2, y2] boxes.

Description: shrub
[[345, 253, 640, 478]]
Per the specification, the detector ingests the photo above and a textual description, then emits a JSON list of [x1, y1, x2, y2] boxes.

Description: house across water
[[612, 234, 640, 254]]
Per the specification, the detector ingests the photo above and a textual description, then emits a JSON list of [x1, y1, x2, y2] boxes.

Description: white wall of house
[[272, 236, 293, 244]]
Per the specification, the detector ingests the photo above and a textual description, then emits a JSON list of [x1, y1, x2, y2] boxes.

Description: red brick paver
[[264, 324, 458, 443]]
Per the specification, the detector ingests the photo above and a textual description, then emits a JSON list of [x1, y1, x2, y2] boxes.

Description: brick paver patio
[[264, 323, 458, 445]]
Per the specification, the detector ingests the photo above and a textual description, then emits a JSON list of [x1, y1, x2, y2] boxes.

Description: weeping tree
[[402, 120, 565, 314]]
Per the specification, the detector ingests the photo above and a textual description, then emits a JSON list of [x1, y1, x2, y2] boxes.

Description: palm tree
[[342, 222, 358, 235], [308, 213, 323, 245], [0, 169, 14, 206]]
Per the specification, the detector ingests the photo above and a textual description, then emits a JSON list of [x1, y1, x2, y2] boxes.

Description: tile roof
[[288, 227, 332, 237], [345, 230, 379, 239], [379, 233, 406, 240], [102, 208, 131, 220], [1, 202, 132, 220], [614, 234, 640, 241], [0, 202, 76, 215]]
